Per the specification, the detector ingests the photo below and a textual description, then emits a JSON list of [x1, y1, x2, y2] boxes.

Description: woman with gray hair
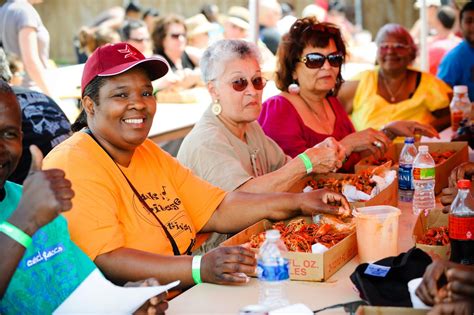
[[339, 23, 451, 132], [179, 39, 344, 193], [178, 40, 345, 250]]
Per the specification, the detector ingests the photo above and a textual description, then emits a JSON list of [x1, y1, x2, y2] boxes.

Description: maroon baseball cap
[[81, 42, 169, 95]]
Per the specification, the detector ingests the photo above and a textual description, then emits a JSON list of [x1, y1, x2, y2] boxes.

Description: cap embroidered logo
[[117, 44, 140, 60]]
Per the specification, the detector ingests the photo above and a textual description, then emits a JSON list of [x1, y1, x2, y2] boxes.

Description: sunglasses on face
[[378, 43, 410, 52], [298, 52, 344, 69], [169, 33, 186, 39], [230, 77, 267, 92]]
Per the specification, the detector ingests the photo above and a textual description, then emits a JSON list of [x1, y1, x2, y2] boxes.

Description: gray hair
[[0, 48, 12, 83], [375, 23, 417, 60], [200, 39, 261, 82]]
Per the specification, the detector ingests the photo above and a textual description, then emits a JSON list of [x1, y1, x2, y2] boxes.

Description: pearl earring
[[288, 81, 300, 95], [211, 99, 222, 115]]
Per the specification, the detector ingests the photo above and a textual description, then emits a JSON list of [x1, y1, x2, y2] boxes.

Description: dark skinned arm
[[202, 189, 350, 234], [94, 189, 350, 288], [0, 146, 74, 298]]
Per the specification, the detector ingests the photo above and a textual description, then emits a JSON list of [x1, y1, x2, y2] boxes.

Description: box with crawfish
[[413, 208, 450, 260], [221, 216, 357, 282], [290, 168, 398, 208], [354, 142, 468, 194]]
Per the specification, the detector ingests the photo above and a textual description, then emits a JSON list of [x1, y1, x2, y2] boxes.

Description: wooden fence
[[29, 0, 418, 64]]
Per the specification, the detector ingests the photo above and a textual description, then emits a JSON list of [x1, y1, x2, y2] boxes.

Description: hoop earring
[[288, 81, 300, 95], [211, 100, 222, 115]]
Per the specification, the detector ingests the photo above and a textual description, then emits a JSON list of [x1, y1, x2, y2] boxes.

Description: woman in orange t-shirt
[[43, 41, 350, 289]]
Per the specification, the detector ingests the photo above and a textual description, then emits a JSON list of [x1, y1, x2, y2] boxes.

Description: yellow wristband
[[0, 221, 32, 248], [192, 255, 202, 284], [298, 152, 313, 174]]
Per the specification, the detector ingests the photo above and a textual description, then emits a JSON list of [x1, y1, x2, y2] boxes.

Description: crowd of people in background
[[0, 0, 473, 314]]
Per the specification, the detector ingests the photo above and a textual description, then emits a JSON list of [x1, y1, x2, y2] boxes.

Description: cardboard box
[[221, 216, 357, 282], [356, 306, 428, 315], [413, 208, 450, 260], [290, 173, 399, 208], [355, 142, 468, 194]]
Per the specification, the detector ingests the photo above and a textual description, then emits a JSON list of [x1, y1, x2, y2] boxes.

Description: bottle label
[[451, 110, 464, 131], [257, 259, 289, 281], [413, 167, 435, 180], [398, 164, 413, 190], [449, 216, 474, 240]]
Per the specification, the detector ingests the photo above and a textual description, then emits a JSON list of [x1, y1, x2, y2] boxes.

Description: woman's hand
[[428, 300, 473, 315], [340, 128, 391, 158], [416, 259, 450, 306], [298, 188, 351, 218], [201, 246, 256, 285], [383, 121, 439, 139], [416, 259, 474, 307], [448, 162, 474, 187], [446, 266, 474, 302], [128, 278, 169, 315], [441, 162, 474, 213], [305, 137, 346, 173], [440, 187, 457, 213]]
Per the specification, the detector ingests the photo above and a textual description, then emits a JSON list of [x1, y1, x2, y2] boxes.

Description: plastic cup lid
[[353, 206, 401, 219]]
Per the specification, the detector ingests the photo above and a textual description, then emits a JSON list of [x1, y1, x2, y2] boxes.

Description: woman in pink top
[[259, 17, 438, 172]]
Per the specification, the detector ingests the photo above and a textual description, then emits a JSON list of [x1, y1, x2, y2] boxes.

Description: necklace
[[379, 72, 406, 103], [300, 96, 333, 134]]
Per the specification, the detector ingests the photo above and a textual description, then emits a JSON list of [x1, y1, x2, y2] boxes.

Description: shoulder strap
[[83, 129, 194, 256]]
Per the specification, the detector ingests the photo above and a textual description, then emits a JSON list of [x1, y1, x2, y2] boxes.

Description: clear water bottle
[[450, 85, 471, 132], [412, 145, 436, 215], [257, 229, 289, 310], [399, 137, 417, 190], [399, 137, 417, 202]]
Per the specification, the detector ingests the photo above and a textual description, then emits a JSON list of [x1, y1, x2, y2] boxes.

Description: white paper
[[270, 303, 313, 314], [342, 170, 396, 202], [53, 269, 180, 314], [311, 243, 329, 254]]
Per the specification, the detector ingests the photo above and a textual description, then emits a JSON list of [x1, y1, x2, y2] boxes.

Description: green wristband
[[298, 152, 313, 174], [192, 255, 202, 284], [0, 221, 32, 248]]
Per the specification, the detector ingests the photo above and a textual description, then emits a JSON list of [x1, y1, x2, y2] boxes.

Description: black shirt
[[8, 86, 71, 184]]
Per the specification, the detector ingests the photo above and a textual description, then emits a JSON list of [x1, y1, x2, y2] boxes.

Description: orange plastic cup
[[353, 206, 401, 263]]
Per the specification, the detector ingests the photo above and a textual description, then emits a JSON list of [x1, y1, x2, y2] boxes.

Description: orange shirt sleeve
[[43, 134, 125, 260]]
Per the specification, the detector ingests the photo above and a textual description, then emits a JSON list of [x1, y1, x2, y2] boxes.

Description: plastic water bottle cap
[[453, 85, 468, 94], [418, 145, 428, 153], [404, 137, 415, 143], [457, 179, 471, 189]]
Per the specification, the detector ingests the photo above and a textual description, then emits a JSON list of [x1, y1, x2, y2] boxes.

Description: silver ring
[[373, 141, 383, 148]]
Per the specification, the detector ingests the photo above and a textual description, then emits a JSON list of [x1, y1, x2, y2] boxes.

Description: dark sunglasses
[[169, 33, 186, 39], [231, 77, 267, 92], [298, 52, 344, 69]]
